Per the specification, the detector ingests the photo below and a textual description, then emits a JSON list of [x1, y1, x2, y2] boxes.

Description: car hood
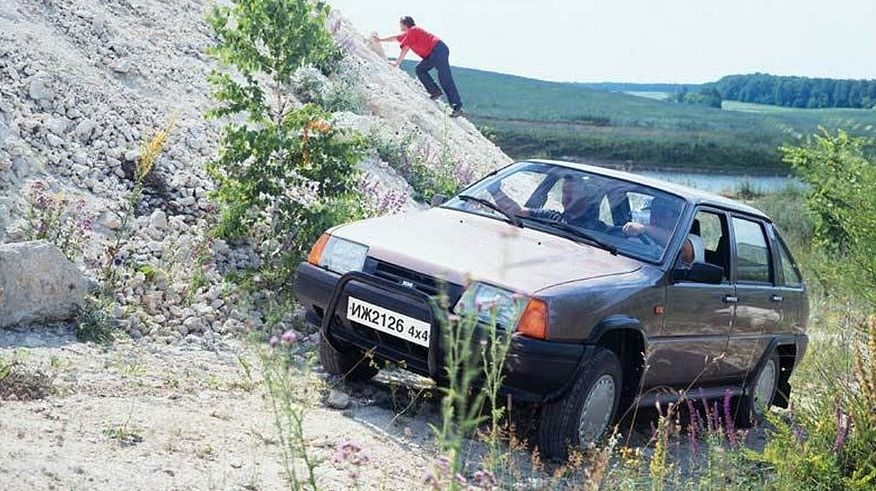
[[332, 207, 643, 294]]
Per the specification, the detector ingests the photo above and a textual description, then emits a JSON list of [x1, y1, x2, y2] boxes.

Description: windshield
[[444, 162, 687, 263]]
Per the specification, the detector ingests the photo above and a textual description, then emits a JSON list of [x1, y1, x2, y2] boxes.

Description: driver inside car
[[487, 174, 654, 239]]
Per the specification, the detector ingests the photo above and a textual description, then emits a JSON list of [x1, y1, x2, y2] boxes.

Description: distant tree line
[[710, 73, 876, 109], [670, 87, 723, 108]]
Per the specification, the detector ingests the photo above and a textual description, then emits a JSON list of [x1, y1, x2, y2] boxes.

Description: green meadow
[[402, 62, 876, 173]]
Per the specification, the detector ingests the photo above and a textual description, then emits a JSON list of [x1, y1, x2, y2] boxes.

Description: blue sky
[[330, 0, 876, 84]]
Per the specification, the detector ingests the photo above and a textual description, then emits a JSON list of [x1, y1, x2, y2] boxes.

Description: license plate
[[346, 297, 430, 347]]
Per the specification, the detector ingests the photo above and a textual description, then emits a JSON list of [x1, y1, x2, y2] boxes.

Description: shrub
[[207, 0, 364, 285], [781, 129, 876, 304], [75, 295, 117, 345], [20, 181, 92, 262], [369, 131, 462, 204], [737, 130, 876, 489]]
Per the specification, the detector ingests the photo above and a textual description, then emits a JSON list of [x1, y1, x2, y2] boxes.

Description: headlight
[[308, 234, 368, 274], [454, 282, 527, 328]]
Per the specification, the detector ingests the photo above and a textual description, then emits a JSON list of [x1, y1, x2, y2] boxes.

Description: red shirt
[[396, 27, 440, 58]]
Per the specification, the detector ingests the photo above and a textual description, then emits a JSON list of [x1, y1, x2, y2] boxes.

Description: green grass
[[402, 62, 876, 172]]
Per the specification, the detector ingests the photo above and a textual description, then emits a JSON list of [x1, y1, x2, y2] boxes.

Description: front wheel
[[318, 334, 379, 382], [537, 348, 622, 461]]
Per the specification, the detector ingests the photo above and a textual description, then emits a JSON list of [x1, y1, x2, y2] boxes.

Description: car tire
[[537, 347, 622, 461], [735, 349, 780, 428], [318, 334, 379, 382]]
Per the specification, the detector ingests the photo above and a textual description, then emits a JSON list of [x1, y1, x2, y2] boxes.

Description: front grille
[[369, 259, 462, 302]]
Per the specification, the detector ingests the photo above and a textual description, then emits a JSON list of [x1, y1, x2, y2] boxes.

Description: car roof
[[526, 159, 771, 221]]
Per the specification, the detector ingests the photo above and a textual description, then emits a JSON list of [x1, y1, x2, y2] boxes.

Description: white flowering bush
[[291, 65, 330, 105]]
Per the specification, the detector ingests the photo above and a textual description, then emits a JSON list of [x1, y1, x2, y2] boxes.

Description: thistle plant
[[431, 304, 488, 481], [260, 339, 322, 490], [480, 315, 514, 476]]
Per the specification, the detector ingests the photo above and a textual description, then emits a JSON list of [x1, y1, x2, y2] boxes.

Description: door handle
[[723, 295, 738, 304], [770, 294, 784, 302]]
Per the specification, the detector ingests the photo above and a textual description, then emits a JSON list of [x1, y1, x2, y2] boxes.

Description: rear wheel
[[318, 334, 379, 382], [537, 348, 622, 461], [735, 349, 780, 427]]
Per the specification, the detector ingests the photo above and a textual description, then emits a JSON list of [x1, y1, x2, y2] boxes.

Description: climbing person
[[373, 16, 464, 118]]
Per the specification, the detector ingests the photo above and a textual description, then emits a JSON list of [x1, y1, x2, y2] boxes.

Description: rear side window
[[692, 210, 730, 280], [777, 237, 802, 286], [732, 217, 772, 284]]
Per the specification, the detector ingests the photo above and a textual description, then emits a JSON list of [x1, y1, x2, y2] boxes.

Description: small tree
[[781, 129, 876, 304], [206, 0, 362, 282]]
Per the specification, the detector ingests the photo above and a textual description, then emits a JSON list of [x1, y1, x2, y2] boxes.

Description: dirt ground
[[0, 325, 772, 490], [0, 325, 442, 490]]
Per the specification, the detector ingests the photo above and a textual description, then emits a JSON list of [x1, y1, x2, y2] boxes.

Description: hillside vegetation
[[403, 62, 876, 172]]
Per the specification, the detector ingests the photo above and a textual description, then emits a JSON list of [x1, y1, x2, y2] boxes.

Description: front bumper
[[293, 261, 587, 402]]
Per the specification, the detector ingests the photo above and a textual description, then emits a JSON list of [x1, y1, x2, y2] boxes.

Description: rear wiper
[[458, 195, 522, 227], [520, 214, 618, 255]]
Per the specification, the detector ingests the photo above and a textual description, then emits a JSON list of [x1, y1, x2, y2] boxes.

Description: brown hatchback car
[[294, 160, 808, 458]]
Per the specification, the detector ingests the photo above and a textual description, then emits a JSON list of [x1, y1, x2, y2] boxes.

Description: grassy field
[[402, 62, 876, 173]]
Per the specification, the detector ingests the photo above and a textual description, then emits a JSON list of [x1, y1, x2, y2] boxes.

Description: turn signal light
[[307, 233, 331, 266], [516, 298, 549, 339]]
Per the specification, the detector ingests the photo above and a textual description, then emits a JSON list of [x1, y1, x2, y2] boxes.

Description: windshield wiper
[[458, 195, 522, 227], [519, 214, 618, 255]]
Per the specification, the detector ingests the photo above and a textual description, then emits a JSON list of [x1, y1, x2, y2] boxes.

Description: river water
[[634, 171, 802, 195]]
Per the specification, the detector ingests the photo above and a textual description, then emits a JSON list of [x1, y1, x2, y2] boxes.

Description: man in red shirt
[[374, 16, 464, 117]]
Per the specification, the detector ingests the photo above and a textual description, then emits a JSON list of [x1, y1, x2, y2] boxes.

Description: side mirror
[[673, 262, 724, 284], [430, 194, 448, 207]]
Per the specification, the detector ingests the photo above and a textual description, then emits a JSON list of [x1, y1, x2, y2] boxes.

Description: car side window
[[776, 236, 802, 287], [691, 210, 730, 280], [732, 217, 772, 284]]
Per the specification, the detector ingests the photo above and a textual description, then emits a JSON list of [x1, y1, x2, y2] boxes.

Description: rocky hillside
[[0, 0, 509, 342]]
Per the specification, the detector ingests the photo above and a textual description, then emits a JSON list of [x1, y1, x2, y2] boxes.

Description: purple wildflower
[[792, 422, 807, 445], [331, 440, 370, 466], [453, 162, 476, 186], [723, 390, 737, 448], [472, 469, 496, 490], [833, 404, 851, 453], [687, 399, 699, 458], [434, 455, 451, 475], [700, 397, 712, 431], [79, 218, 93, 233], [268, 335, 280, 347], [280, 330, 301, 346]]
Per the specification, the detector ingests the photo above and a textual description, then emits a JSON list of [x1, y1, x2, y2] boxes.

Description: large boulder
[[0, 241, 86, 328]]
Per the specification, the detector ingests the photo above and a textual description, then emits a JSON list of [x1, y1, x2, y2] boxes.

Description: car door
[[649, 208, 735, 388], [769, 226, 808, 335], [724, 215, 782, 381]]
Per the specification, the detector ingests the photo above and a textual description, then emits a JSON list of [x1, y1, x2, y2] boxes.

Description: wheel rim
[[753, 359, 777, 415], [578, 374, 616, 445]]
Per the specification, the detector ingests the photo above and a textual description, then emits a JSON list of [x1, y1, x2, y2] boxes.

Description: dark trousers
[[416, 41, 463, 109]]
